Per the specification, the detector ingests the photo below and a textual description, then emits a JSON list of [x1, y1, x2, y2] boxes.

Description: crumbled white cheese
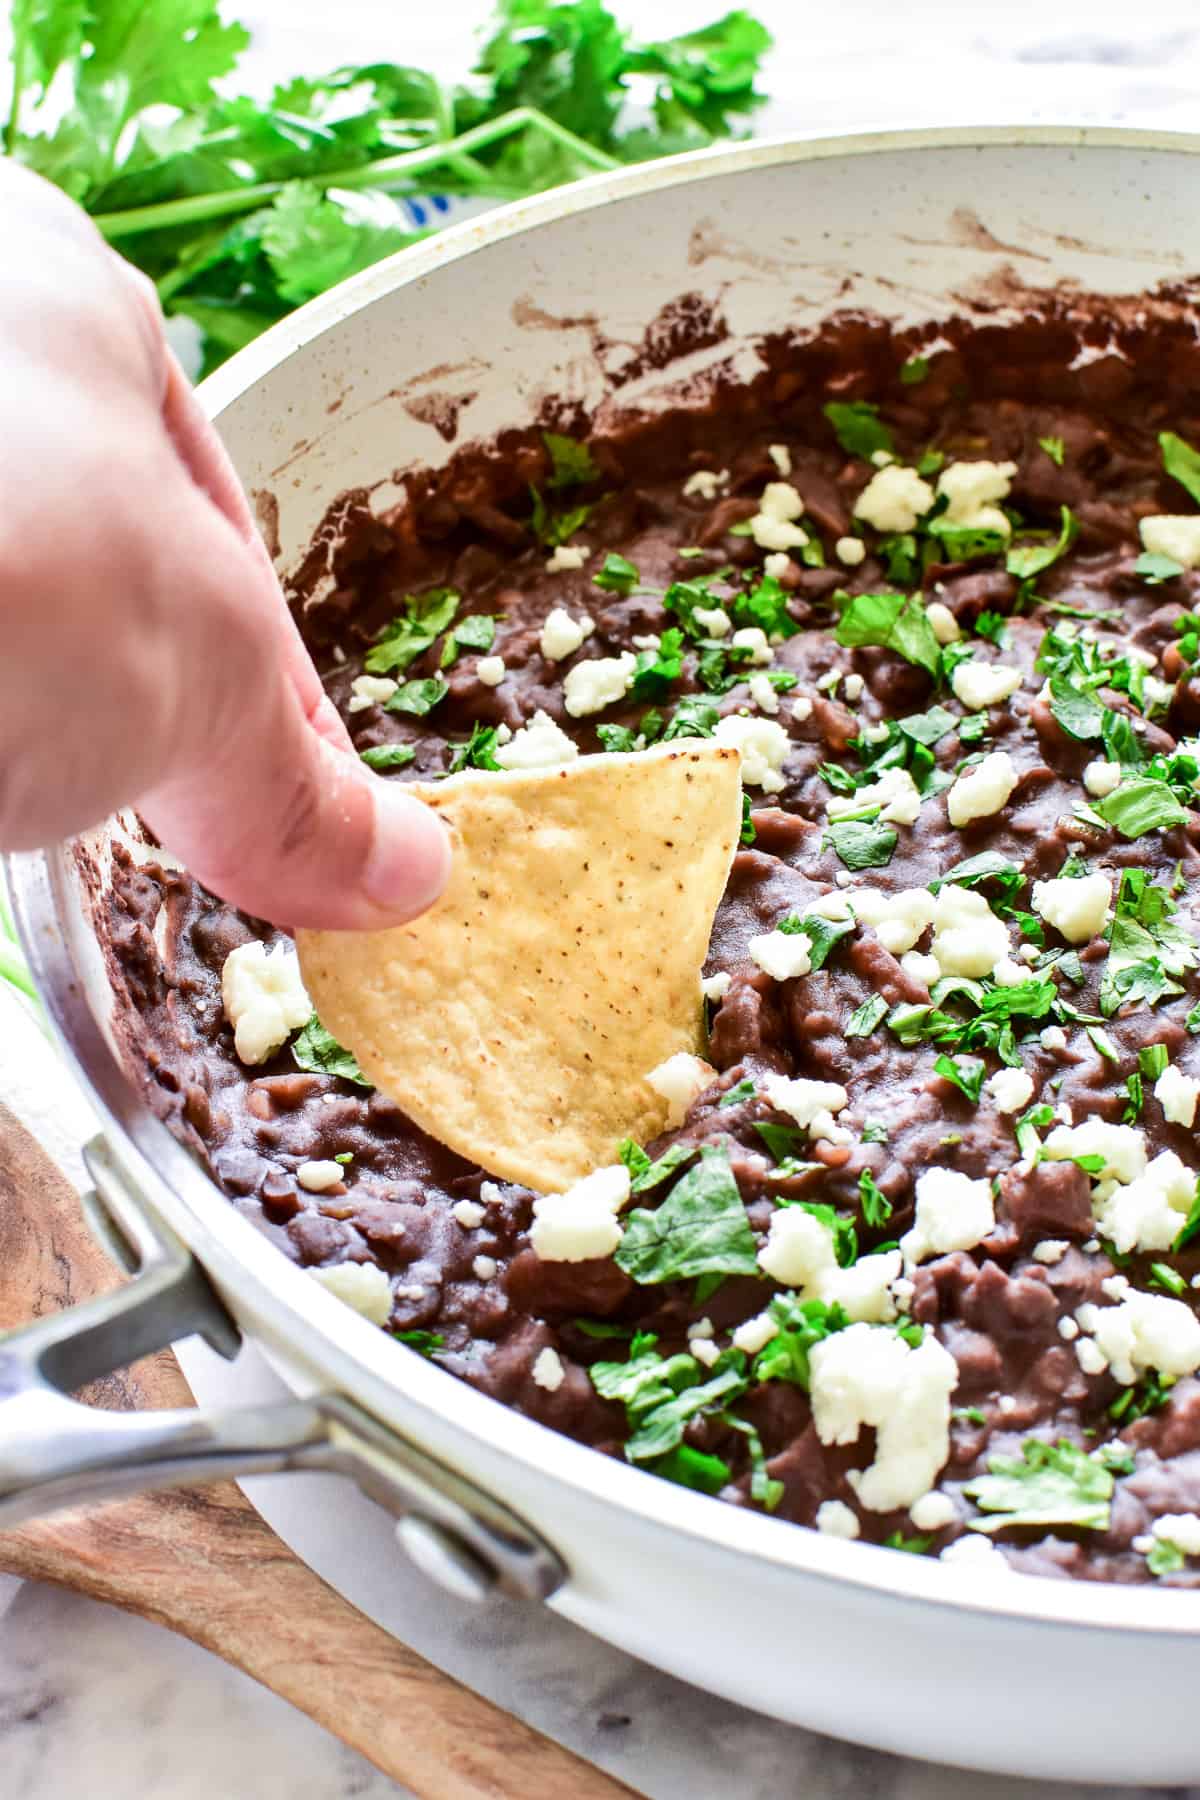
[[701, 971, 732, 1002], [768, 443, 792, 476], [987, 1066, 1034, 1114], [1152, 1513, 1200, 1556], [836, 536, 866, 566], [691, 1339, 720, 1367], [761, 1072, 848, 1132], [730, 626, 774, 666], [925, 601, 961, 645], [809, 1324, 959, 1511], [1083, 758, 1122, 798], [929, 886, 1011, 980], [540, 607, 594, 661], [946, 749, 1019, 828], [473, 1254, 497, 1281], [992, 957, 1030, 987], [713, 713, 790, 792], [545, 543, 588, 573], [815, 1499, 861, 1539], [683, 468, 729, 500], [1140, 515, 1200, 570], [1157, 1064, 1200, 1128], [854, 465, 935, 534], [562, 652, 637, 717], [480, 1181, 504, 1205], [748, 928, 813, 982], [939, 1535, 1012, 1572], [221, 941, 312, 1067], [1043, 1119, 1146, 1185], [936, 459, 1017, 536], [1058, 1316, 1080, 1340], [694, 605, 731, 637], [1033, 1239, 1070, 1265], [1031, 872, 1112, 944], [910, 1489, 957, 1532], [851, 886, 936, 954], [310, 1261, 392, 1325], [532, 1347, 566, 1392], [732, 1310, 780, 1355], [452, 1199, 486, 1229], [296, 1160, 344, 1193], [348, 673, 398, 713], [748, 672, 780, 714], [749, 481, 809, 552], [1076, 1287, 1200, 1385], [844, 673, 865, 703], [530, 1165, 629, 1262], [763, 552, 792, 580], [475, 655, 506, 687], [688, 1317, 714, 1341], [901, 950, 941, 985], [1093, 1149, 1198, 1255], [950, 661, 1024, 712], [757, 1208, 900, 1323], [493, 709, 579, 770], [1040, 1026, 1068, 1052], [900, 1167, 995, 1265], [646, 1052, 715, 1128], [828, 766, 922, 827]]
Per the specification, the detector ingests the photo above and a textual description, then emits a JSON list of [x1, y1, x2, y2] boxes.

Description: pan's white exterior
[[40, 131, 1200, 1782]]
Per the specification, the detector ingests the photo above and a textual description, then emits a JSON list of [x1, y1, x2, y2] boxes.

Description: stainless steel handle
[[0, 1135, 565, 1604]]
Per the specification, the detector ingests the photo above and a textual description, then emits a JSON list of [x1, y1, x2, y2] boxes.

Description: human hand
[[0, 162, 449, 930]]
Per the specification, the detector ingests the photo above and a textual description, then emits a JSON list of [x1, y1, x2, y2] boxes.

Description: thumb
[[141, 612, 450, 933]]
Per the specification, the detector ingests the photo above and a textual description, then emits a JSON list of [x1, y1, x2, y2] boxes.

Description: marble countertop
[[7, 2, 1200, 1795]]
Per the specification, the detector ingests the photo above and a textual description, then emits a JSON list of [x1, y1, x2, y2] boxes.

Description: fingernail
[[364, 784, 451, 917]]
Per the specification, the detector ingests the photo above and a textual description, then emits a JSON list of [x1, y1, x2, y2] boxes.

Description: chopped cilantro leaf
[[450, 613, 496, 655], [365, 588, 459, 675], [927, 519, 1008, 564], [1139, 1043, 1170, 1081], [720, 1414, 784, 1511], [651, 1444, 731, 1495], [847, 994, 888, 1038], [1006, 505, 1078, 582], [617, 1138, 699, 1195], [661, 695, 720, 740], [1160, 429, 1200, 506], [449, 720, 502, 772], [899, 356, 930, 386], [386, 676, 449, 717], [1048, 673, 1106, 741], [594, 552, 640, 594], [790, 912, 855, 971], [630, 626, 684, 701], [754, 1121, 805, 1164], [1135, 551, 1185, 586], [955, 1406, 988, 1426], [835, 590, 940, 678], [571, 1318, 634, 1340], [1150, 1262, 1187, 1297], [974, 610, 1010, 648], [614, 1145, 758, 1285], [824, 819, 898, 870], [862, 1122, 889, 1144], [731, 571, 798, 639], [1148, 1537, 1187, 1577], [753, 1294, 850, 1389], [964, 1438, 1115, 1534], [359, 743, 416, 771], [899, 703, 957, 745], [885, 1531, 934, 1554], [392, 1330, 445, 1356], [1038, 436, 1066, 466], [718, 1077, 757, 1108], [591, 1332, 750, 1465], [1172, 1181, 1200, 1253], [934, 1053, 985, 1104], [1109, 1371, 1175, 1423], [530, 490, 592, 548], [291, 1016, 370, 1086], [858, 1169, 893, 1228], [740, 794, 757, 846], [1093, 778, 1189, 839], [543, 431, 599, 490], [823, 400, 894, 461]]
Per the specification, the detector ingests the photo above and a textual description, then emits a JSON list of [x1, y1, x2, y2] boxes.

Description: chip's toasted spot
[[297, 741, 742, 1192]]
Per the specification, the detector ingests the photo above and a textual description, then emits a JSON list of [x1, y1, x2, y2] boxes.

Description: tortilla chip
[[296, 739, 742, 1193]]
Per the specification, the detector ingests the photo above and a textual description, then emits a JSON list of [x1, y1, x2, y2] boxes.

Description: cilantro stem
[[0, 936, 38, 1005], [92, 107, 622, 242]]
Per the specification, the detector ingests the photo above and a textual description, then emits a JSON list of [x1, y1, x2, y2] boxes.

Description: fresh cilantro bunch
[[4, 0, 772, 376]]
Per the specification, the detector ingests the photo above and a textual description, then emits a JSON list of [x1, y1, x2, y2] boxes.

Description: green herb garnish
[[824, 400, 894, 461], [835, 590, 940, 679], [359, 743, 416, 771], [964, 1438, 1116, 1534], [291, 1016, 370, 1086], [614, 1144, 758, 1284], [1160, 430, 1200, 506], [366, 589, 459, 676]]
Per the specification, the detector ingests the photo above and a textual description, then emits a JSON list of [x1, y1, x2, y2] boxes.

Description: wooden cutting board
[[0, 1103, 641, 1800]]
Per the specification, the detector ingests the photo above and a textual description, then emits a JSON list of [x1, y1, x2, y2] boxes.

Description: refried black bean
[[107, 295, 1200, 1583]]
